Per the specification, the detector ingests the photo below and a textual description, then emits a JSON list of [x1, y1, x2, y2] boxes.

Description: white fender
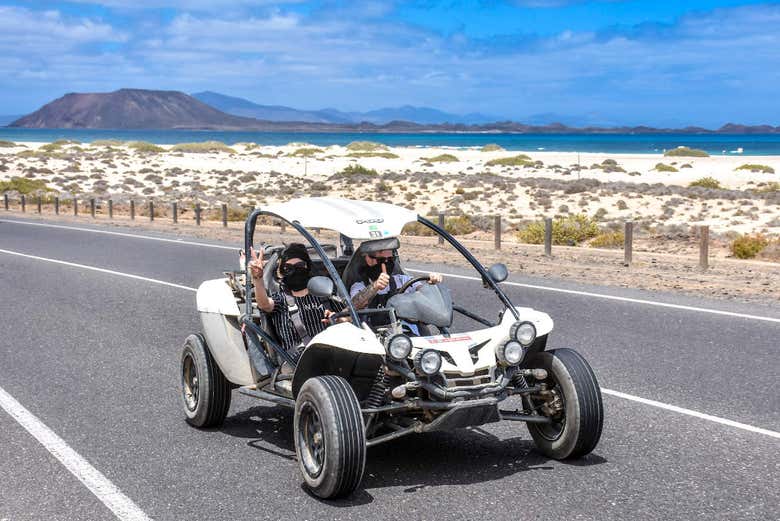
[[196, 279, 240, 316], [306, 322, 385, 355]]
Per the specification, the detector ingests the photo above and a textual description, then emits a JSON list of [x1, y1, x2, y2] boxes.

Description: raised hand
[[428, 272, 443, 284], [373, 263, 390, 291], [247, 246, 265, 280]]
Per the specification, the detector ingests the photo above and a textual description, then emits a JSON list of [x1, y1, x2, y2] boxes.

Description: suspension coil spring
[[365, 367, 391, 408], [512, 372, 529, 389]]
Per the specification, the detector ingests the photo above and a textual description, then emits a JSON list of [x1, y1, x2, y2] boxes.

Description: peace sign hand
[[244, 246, 265, 280]]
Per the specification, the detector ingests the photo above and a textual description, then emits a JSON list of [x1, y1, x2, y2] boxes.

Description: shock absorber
[[365, 366, 391, 408]]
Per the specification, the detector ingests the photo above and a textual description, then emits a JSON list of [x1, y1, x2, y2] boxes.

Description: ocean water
[[2, 128, 780, 155]]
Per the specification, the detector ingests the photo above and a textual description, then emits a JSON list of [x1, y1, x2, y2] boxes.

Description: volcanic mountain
[[10, 89, 260, 130]]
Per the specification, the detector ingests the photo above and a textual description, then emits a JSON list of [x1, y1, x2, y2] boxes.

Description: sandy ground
[[1, 140, 779, 237], [3, 209, 778, 306]]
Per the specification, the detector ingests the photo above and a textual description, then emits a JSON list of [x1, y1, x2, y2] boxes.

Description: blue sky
[[1, 1, 779, 127]]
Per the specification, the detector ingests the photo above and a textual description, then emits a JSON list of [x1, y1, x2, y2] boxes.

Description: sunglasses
[[279, 261, 308, 275], [369, 255, 394, 264]]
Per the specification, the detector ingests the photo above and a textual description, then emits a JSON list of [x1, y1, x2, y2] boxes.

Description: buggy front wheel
[[526, 348, 603, 459], [294, 376, 366, 499], [180, 334, 232, 428]]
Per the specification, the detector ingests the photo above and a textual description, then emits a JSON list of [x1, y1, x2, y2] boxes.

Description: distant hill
[[10, 88, 780, 133], [191, 91, 352, 123], [10, 89, 261, 129], [192, 91, 497, 125]]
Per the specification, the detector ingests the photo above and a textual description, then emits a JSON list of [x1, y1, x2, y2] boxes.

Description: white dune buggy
[[180, 197, 603, 498]]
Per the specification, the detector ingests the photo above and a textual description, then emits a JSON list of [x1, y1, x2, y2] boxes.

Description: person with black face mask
[[350, 248, 443, 313], [244, 243, 343, 359]]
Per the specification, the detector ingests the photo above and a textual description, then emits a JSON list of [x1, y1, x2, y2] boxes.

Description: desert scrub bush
[[664, 146, 709, 157], [346, 141, 389, 152], [171, 141, 236, 154], [347, 152, 399, 159], [335, 164, 378, 177], [517, 214, 600, 246], [423, 154, 459, 163], [485, 155, 532, 167], [480, 144, 504, 152], [91, 139, 124, 147], [0, 177, 53, 194], [689, 177, 722, 189], [402, 215, 476, 236], [589, 230, 624, 249], [654, 163, 678, 172], [287, 147, 323, 157], [0, 140, 18, 147], [730, 234, 769, 259], [128, 141, 165, 154], [736, 164, 775, 174], [755, 181, 780, 193]]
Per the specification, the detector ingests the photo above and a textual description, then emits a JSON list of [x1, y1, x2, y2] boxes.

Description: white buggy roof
[[263, 197, 419, 240]]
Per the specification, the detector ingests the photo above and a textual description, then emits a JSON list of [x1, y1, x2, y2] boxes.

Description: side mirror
[[486, 263, 508, 284], [307, 276, 334, 298]]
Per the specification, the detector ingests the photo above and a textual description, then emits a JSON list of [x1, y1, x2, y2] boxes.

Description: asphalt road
[[0, 216, 778, 521]]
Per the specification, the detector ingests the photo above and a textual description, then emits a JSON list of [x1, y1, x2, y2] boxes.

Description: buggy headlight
[[414, 349, 443, 376], [496, 341, 525, 366], [510, 321, 536, 347], [385, 334, 412, 361]]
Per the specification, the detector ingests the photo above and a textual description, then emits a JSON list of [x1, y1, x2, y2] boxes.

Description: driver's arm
[[351, 280, 380, 310]]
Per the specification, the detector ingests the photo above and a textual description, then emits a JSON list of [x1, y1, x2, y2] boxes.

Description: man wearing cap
[[244, 243, 343, 360], [350, 246, 443, 314]]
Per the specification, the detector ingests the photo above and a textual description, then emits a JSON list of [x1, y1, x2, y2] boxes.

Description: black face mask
[[282, 266, 310, 291], [361, 257, 395, 281]]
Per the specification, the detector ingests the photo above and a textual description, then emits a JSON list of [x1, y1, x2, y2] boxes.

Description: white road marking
[[601, 389, 780, 439], [0, 385, 153, 521], [0, 218, 236, 250], [408, 269, 780, 324], [2, 247, 779, 440], [4, 217, 779, 323], [0, 248, 197, 292]]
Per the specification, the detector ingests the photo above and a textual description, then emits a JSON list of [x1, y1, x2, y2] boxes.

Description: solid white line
[[0, 248, 197, 292], [5, 218, 780, 323], [601, 388, 780, 439], [0, 385, 153, 521], [0, 218, 237, 250], [1, 246, 777, 440], [408, 269, 780, 324]]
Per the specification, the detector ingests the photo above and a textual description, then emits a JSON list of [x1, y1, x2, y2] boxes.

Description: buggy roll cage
[[240, 208, 520, 369]]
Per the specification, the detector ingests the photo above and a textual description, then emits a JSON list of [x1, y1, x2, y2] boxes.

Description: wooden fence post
[[54, 197, 59, 215], [20, 194, 25, 212], [37, 196, 42, 214], [3, 193, 7, 211], [172, 201, 178, 224], [699, 225, 709, 271], [544, 217, 553, 257], [149, 201, 154, 222], [195, 204, 201, 226], [494, 215, 501, 250], [73, 198, 78, 216], [108, 199, 113, 219], [280, 219, 286, 233], [130, 200, 135, 220], [624, 221, 633, 267], [438, 212, 445, 245], [222, 203, 228, 227], [90, 198, 96, 218]]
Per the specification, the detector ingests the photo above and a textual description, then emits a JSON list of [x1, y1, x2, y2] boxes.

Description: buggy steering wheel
[[397, 275, 431, 294]]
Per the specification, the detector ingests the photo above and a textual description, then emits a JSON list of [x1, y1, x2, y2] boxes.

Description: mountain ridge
[[9, 88, 780, 134]]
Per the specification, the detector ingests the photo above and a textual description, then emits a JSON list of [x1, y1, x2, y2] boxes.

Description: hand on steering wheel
[[397, 275, 431, 294]]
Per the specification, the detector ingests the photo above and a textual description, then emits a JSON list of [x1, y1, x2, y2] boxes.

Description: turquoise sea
[[2, 128, 780, 155]]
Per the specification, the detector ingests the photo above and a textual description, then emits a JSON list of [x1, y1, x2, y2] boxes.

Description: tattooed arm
[[351, 283, 379, 310]]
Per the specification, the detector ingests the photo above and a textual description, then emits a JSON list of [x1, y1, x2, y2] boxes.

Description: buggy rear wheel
[[180, 334, 232, 428], [294, 376, 366, 499], [526, 348, 603, 459]]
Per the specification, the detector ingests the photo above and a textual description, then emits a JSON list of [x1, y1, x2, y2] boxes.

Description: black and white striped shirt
[[268, 292, 344, 356]]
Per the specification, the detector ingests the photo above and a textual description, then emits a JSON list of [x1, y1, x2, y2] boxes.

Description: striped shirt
[[267, 292, 344, 357]]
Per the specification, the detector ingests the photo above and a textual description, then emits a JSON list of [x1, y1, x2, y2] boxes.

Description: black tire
[[180, 334, 232, 428], [526, 348, 603, 459], [294, 376, 366, 499]]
